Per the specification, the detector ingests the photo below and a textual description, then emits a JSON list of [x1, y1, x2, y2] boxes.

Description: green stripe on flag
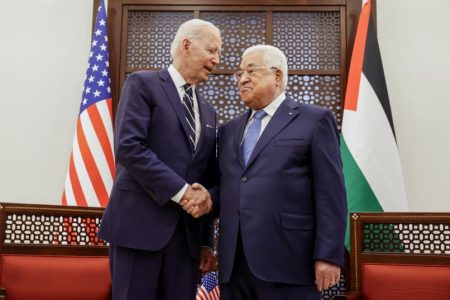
[[340, 136, 383, 250]]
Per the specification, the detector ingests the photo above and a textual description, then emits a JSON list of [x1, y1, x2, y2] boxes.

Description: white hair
[[170, 19, 220, 60], [242, 45, 288, 90]]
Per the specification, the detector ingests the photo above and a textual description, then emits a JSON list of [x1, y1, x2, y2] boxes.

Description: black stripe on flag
[[362, 14, 396, 139]]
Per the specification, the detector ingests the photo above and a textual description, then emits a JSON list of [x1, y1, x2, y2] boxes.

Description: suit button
[[241, 177, 247, 182], [236, 209, 240, 216]]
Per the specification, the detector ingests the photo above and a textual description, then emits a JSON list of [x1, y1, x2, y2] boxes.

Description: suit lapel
[[192, 91, 211, 158], [159, 69, 192, 148], [244, 98, 300, 170]]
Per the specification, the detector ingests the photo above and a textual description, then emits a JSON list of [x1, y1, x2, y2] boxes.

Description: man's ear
[[275, 69, 283, 86], [182, 38, 191, 52]]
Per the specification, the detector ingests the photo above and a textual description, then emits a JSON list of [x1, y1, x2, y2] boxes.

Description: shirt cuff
[[171, 183, 188, 203]]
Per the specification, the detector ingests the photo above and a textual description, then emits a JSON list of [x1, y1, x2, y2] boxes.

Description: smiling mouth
[[204, 66, 213, 72]]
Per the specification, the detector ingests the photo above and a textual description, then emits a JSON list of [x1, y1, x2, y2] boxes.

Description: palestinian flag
[[340, 0, 408, 249]]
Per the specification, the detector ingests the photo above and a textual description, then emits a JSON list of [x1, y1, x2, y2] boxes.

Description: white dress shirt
[[167, 65, 202, 203], [242, 92, 287, 143]]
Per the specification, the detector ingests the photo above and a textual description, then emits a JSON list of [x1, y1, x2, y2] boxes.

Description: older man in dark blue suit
[[216, 45, 347, 300], [98, 19, 221, 300]]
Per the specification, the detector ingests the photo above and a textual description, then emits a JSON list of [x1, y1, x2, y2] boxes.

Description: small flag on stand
[[196, 272, 220, 300]]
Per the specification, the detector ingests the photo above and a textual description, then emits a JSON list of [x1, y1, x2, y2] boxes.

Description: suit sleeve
[[311, 109, 347, 266], [114, 73, 186, 206]]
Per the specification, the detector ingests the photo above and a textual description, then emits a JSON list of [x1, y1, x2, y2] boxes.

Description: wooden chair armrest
[[334, 291, 362, 300]]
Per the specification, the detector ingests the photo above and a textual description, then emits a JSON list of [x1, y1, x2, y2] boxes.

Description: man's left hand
[[314, 260, 340, 291]]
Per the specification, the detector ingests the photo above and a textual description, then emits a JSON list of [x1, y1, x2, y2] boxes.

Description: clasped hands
[[180, 183, 212, 218]]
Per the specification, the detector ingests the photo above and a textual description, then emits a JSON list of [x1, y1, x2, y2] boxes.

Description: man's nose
[[212, 52, 220, 65], [239, 74, 250, 86]]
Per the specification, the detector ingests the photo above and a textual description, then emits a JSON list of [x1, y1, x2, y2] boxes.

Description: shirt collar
[[250, 92, 286, 119], [168, 64, 196, 92]]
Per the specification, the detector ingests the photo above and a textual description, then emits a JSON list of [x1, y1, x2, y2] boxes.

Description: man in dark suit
[[98, 19, 222, 300], [217, 45, 347, 299]]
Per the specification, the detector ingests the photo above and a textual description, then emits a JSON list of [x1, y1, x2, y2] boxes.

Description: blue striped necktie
[[242, 110, 267, 165], [182, 84, 196, 151]]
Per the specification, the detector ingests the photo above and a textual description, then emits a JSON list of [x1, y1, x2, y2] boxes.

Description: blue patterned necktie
[[242, 110, 267, 165], [182, 84, 196, 151]]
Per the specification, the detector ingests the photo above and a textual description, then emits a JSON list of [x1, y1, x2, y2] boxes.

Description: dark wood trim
[[360, 253, 450, 265], [93, 0, 101, 29], [350, 211, 362, 290], [120, 0, 347, 5], [118, 4, 130, 107], [0, 202, 104, 214], [350, 212, 450, 223], [266, 11, 273, 44], [1, 245, 109, 256], [126, 5, 341, 11], [339, 5, 347, 118], [345, 0, 361, 80], [108, 0, 124, 117], [125, 68, 341, 76]]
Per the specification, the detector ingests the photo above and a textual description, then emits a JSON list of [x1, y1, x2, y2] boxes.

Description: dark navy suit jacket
[[216, 97, 347, 285], [99, 69, 217, 260]]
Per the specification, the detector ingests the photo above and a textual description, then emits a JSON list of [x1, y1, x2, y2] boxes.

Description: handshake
[[179, 183, 212, 218]]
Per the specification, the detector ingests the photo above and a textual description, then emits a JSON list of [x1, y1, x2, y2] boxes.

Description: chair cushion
[[0, 254, 111, 300], [363, 263, 450, 300]]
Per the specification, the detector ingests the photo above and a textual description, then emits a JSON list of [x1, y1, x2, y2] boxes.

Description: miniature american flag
[[196, 272, 220, 300], [62, 0, 114, 208]]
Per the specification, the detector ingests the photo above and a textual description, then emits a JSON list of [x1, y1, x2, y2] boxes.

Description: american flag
[[62, 0, 114, 208], [196, 272, 220, 300]]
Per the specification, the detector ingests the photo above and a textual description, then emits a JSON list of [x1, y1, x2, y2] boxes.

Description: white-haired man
[[216, 45, 347, 299], [99, 19, 221, 300]]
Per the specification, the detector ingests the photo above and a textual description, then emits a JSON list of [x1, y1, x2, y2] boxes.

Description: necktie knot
[[183, 83, 193, 97], [253, 110, 267, 120]]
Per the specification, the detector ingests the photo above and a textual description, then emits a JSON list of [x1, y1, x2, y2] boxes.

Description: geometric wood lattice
[[123, 8, 345, 129], [198, 74, 245, 126], [200, 11, 266, 70], [4, 213, 106, 246], [273, 11, 341, 71], [287, 75, 342, 126], [127, 11, 193, 69], [199, 74, 342, 126], [362, 222, 450, 254]]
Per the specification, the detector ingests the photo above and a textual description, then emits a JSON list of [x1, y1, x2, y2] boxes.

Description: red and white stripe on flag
[[196, 285, 220, 300], [62, 0, 115, 208], [196, 272, 220, 300]]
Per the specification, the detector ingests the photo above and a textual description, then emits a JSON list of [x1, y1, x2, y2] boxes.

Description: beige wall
[[377, 0, 450, 211], [0, 0, 92, 204], [0, 0, 449, 211]]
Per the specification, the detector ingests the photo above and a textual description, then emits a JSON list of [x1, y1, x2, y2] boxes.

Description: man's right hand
[[180, 183, 212, 218]]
